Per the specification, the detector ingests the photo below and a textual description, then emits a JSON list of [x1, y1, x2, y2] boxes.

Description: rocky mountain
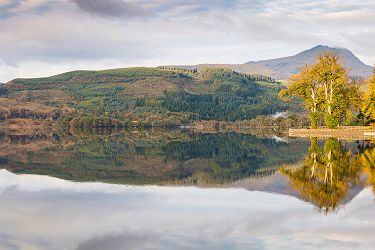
[[170, 45, 373, 80]]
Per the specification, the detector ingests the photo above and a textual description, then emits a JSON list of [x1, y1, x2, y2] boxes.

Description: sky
[[0, 0, 375, 82]]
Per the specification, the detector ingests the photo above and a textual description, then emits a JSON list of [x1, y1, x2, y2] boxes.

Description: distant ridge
[[247, 45, 373, 79], [168, 45, 373, 80]]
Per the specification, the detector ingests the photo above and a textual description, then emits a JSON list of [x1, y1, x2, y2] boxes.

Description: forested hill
[[0, 67, 288, 127]]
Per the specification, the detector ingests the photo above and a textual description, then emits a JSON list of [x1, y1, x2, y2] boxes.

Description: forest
[[0, 67, 288, 128]]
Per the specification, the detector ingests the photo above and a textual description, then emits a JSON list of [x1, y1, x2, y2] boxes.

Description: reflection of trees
[[361, 141, 375, 192], [1, 130, 309, 186], [280, 138, 364, 214]]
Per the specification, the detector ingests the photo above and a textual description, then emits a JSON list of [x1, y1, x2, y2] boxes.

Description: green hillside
[[0, 67, 288, 127]]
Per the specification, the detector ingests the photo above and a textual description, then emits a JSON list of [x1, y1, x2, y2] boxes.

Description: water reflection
[[0, 129, 374, 214], [0, 129, 309, 186], [1, 129, 375, 249], [281, 138, 373, 213], [0, 170, 375, 250], [360, 143, 375, 188]]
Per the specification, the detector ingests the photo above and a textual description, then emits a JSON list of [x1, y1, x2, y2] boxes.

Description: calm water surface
[[0, 129, 374, 249]]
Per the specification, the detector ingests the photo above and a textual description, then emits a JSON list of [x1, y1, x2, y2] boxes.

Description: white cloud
[[0, 0, 374, 82], [70, 0, 148, 18]]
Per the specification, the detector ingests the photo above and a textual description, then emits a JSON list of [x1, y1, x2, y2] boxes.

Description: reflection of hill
[[0, 129, 309, 186]]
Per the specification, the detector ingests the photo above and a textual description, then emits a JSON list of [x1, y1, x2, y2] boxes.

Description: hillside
[[0, 67, 288, 127], [169, 45, 373, 80]]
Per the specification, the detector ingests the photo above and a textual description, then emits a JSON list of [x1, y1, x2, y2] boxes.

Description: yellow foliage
[[363, 69, 375, 121]]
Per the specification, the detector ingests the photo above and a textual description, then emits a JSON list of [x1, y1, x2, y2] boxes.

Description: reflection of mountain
[[231, 172, 299, 196], [0, 129, 309, 186]]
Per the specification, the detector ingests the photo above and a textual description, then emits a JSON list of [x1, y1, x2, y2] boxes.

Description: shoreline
[[289, 127, 375, 140]]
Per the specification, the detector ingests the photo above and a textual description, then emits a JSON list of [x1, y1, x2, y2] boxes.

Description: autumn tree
[[279, 66, 322, 128], [281, 52, 360, 129], [311, 53, 360, 128], [363, 69, 375, 124]]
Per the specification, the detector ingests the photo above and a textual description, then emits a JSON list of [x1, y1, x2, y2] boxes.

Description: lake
[[0, 129, 374, 249]]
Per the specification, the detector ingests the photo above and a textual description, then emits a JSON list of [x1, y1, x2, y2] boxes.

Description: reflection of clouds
[[271, 135, 288, 143], [0, 170, 374, 250], [0, 169, 158, 194], [76, 232, 265, 250]]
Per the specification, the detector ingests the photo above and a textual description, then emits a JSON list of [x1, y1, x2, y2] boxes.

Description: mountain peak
[[305, 45, 351, 54], [244, 45, 373, 79], [310, 44, 329, 50], [298, 45, 344, 55]]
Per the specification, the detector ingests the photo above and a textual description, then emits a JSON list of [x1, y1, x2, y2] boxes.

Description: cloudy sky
[[0, 0, 375, 82]]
